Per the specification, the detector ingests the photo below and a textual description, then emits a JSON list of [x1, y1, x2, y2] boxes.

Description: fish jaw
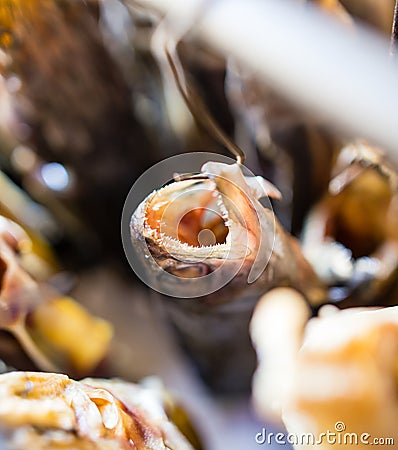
[[130, 162, 278, 297], [201, 162, 278, 283]]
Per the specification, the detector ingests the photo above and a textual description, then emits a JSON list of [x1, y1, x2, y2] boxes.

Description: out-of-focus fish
[[301, 141, 398, 307], [0, 215, 112, 375], [0, 371, 195, 450], [250, 289, 398, 449], [131, 161, 325, 391]]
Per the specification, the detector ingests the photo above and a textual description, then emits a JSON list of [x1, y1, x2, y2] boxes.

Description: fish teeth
[[141, 179, 235, 256], [215, 193, 229, 220]]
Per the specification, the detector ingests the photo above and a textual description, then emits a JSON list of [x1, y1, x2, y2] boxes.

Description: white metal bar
[[130, 0, 398, 163]]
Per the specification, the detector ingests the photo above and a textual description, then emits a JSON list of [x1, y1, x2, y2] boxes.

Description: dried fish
[[301, 141, 398, 306], [251, 293, 398, 449], [0, 215, 112, 374], [0, 371, 195, 449], [130, 160, 325, 391]]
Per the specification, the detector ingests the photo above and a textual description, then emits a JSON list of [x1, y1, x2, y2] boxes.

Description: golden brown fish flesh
[[0, 371, 194, 450], [251, 289, 398, 449], [0, 215, 112, 374]]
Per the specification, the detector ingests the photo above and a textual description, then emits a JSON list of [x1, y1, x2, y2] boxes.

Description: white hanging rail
[[129, 0, 398, 163]]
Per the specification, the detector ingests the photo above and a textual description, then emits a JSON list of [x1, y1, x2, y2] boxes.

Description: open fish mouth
[[146, 178, 230, 251], [129, 158, 280, 297], [141, 176, 248, 263], [139, 161, 281, 260]]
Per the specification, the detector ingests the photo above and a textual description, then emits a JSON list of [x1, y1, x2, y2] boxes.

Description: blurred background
[[0, 0, 396, 448]]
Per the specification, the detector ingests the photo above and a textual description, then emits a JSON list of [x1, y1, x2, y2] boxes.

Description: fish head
[[130, 162, 280, 299]]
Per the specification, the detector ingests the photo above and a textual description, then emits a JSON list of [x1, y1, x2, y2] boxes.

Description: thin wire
[[165, 47, 245, 165]]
